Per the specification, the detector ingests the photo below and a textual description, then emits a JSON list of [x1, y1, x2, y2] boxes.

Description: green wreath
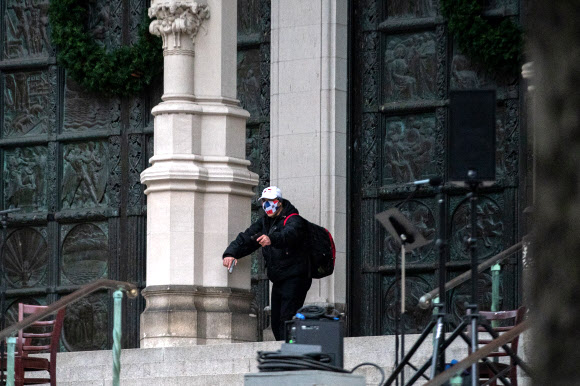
[[49, 0, 163, 97], [441, 0, 523, 77]]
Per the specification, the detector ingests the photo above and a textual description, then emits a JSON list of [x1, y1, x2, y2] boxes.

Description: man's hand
[[223, 256, 237, 269], [256, 235, 271, 247]]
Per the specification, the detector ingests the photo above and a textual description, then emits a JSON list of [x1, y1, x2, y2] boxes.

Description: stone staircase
[[50, 334, 530, 385]]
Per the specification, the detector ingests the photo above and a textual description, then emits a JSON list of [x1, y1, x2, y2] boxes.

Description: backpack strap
[[283, 213, 299, 226]]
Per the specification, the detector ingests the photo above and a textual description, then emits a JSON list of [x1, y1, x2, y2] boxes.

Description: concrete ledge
[[245, 370, 365, 385]]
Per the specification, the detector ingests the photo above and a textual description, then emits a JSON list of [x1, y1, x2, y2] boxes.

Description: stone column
[[140, 0, 258, 348], [270, 0, 348, 310]]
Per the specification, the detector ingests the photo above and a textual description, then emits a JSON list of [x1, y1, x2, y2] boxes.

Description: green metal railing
[[0, 279, 138, 386], [113, 290, 124, 386], [5, 337, 15, 386], [418, 242, 522, 309], [491, 263, 502, 326]]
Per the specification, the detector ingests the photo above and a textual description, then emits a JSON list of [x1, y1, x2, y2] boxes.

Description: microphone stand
[[0, 208, 20, 386], [376, 201, 431, 386]]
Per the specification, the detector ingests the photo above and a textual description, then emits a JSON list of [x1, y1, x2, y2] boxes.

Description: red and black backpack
[[284, 213, 336, 279]]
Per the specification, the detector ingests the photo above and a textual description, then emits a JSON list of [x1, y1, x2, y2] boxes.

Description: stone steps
[[44, 334, 530, 385]]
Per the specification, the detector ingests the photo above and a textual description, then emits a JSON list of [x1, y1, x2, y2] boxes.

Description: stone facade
[[270, 0, 348, 308]]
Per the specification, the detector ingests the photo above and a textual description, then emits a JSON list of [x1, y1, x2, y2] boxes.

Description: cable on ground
[[256, 350, 385, 385]]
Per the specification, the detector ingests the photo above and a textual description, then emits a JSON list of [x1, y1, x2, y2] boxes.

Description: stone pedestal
[[140, 0, 258, 348]]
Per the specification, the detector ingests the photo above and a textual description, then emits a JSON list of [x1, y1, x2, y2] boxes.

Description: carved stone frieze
[[148, 1, 210, 51]]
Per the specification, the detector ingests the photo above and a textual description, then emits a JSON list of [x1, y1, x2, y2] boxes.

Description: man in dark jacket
[[222, 186, 311, 340]]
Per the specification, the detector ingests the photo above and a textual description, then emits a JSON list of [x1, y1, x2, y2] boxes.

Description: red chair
[[472, 306, 526, 386], [2, 304, 66, 386]]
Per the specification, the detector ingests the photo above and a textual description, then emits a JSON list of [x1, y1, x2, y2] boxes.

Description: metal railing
[[418, 242, 523, 309], [425, 319, 531, 386], [0, 279, 139, 386], [417, 241, 528, 385]]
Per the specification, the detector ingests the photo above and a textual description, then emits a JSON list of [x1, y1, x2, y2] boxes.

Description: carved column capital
[[148, 1, 210, 53]]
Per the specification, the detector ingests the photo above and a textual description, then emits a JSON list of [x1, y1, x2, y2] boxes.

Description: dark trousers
[[270, 276, 312, 341]]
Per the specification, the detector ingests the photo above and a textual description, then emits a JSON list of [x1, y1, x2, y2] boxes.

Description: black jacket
[[222, 199, 310, 283]]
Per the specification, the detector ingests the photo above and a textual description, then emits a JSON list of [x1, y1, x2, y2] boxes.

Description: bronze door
[[0, 0, 272, 349], [0, 0, 159, 349], [348, 0, 526, 336]]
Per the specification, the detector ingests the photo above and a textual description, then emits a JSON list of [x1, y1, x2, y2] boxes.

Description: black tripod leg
[[401, 312, 405, 386], [384, 319, 437, 386], [0, 299, 4, 386], [429, 313, 445, 379], [405, 320, 466, 385]]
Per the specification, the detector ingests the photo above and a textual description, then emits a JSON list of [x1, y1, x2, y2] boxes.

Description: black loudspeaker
[[448, 89, 496, 183], [285, 319, 344, 368]]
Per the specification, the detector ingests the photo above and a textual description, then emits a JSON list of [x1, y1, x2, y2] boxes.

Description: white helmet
[[259, 186, 282, 201]]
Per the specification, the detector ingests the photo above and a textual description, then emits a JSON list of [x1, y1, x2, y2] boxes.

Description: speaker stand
[[385, 180, 522, 385]]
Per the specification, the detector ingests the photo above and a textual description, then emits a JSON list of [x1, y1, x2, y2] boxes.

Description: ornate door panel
[[237, 0, 271, 341], [349, 0, 524, 336], [1, 0, 270, 348], [0, 0, 157, 350]]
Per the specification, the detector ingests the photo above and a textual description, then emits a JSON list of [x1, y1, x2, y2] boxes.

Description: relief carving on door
[[4, 146, 48, 211], [383, 114, 437, 183], [4, 0, 52, 59], [3, 228, 48, 288], [61, 141, 109, 209], [61, 223, 108, 286], [62, 293, 109, 351], [3, 70, 55, 138], [384, 33, 437, 103]]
